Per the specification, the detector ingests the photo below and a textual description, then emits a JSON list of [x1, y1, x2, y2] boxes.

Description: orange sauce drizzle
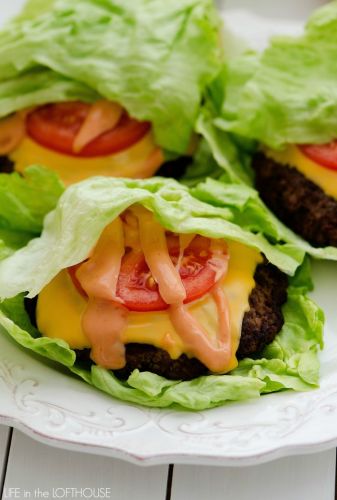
[[76, 207, 232, 372], [76, 217, 125, 302], [77, 217, 127, 369], [73, 100, 123, 153], [136, 206, 186, 305], [134, 208, 232, 373], [82, 298, 127, 370], [169, 286, 231, 373]]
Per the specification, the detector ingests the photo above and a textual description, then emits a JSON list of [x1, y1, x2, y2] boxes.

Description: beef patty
[[0, 156, 14, 174], [72, 261, 288, 380], [253, 152, 337, 248]]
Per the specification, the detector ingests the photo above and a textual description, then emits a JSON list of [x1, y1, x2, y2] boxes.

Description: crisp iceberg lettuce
[[0, 165, 63, 234], [0, 176, 306, 301], [214, 2, 337, 148], [0, 166, 63, 258], [0, 176, 323, 410]]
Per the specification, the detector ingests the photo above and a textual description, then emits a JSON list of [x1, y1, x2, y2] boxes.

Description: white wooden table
[[0, 1, 335, 499], [0, 425, 335, 500]]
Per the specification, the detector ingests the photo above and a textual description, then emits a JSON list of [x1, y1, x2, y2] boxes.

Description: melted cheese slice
[[10, 132, 159, 185], [36, 241, 262, 373], [265, 145, 337, 200]]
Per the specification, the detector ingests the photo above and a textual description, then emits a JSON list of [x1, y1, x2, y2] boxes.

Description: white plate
[[2, 261, 337, 466], [2, 3, 337, 467]]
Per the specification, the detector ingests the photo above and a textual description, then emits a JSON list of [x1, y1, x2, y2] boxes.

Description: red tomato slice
[[68, 236, 228, 312], [26, 102, 151, 157], [117, 235, 226, 312], [299, 141, 337, 170], [116, 250, 167, 312]]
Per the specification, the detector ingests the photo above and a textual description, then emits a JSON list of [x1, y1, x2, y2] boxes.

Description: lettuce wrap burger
[[0, 0, 222, 184], [0, 175, 323, 409], [194, 2, 337, 261]]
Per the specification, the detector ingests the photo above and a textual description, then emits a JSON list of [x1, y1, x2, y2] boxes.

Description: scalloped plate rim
[[2, 413, 337, 467]]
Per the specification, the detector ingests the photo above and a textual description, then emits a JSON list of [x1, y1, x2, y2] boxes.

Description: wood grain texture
[[172, 451, 336, 500], [3, 430, 169, 500], [0, 425, 10, 476]]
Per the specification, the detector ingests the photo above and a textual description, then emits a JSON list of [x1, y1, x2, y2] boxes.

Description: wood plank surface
[[171, 450, 336, 500], [3, 430, 169, 500], [0, 425, 11, 476]]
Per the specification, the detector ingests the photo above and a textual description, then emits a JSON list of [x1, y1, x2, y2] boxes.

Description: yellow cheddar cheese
[[10, 132, 158, 185], [265, 145, 337, 200], [36, 241, 262, 373]]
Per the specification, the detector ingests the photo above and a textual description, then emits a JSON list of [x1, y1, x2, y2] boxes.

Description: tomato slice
[[68, 236, 228, 312], [26, 102, 151, 157], [299, 141, 337, 171], [117, 235, 226, 312]]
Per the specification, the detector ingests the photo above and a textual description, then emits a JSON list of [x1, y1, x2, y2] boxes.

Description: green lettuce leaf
[[191, 161, 337, 262], [0, 68, 99, 119], [0, 165, 64, 234], [0, 257, 323, 410], [0, 0, 222, 154], [14, 0, 56, 20], [0, 165, 64, 259], [0, 176, 307, 302], [214, 2, 337, 148]]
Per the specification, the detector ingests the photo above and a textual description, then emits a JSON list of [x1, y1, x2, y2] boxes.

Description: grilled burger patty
[[72, 261, 288, 380], [253, 152, 337, 248], [114, 345, 207, 380], [237, 261, 287, 359], [0, 156, 14, 174]]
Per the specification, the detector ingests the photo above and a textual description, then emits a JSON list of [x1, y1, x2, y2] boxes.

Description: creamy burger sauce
[[77, 218, 125, 302], [36, 208, 262, 374], [72, 100, 123, 153], [77, 218, 127, 369], [265, 146, 337, 200], [136, 207, 187, 305]]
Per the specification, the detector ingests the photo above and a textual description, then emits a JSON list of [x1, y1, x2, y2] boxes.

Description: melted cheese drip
[[36, 241, 262, 373], [10, 132, 161, 185], [265, 145, 337, 200]]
